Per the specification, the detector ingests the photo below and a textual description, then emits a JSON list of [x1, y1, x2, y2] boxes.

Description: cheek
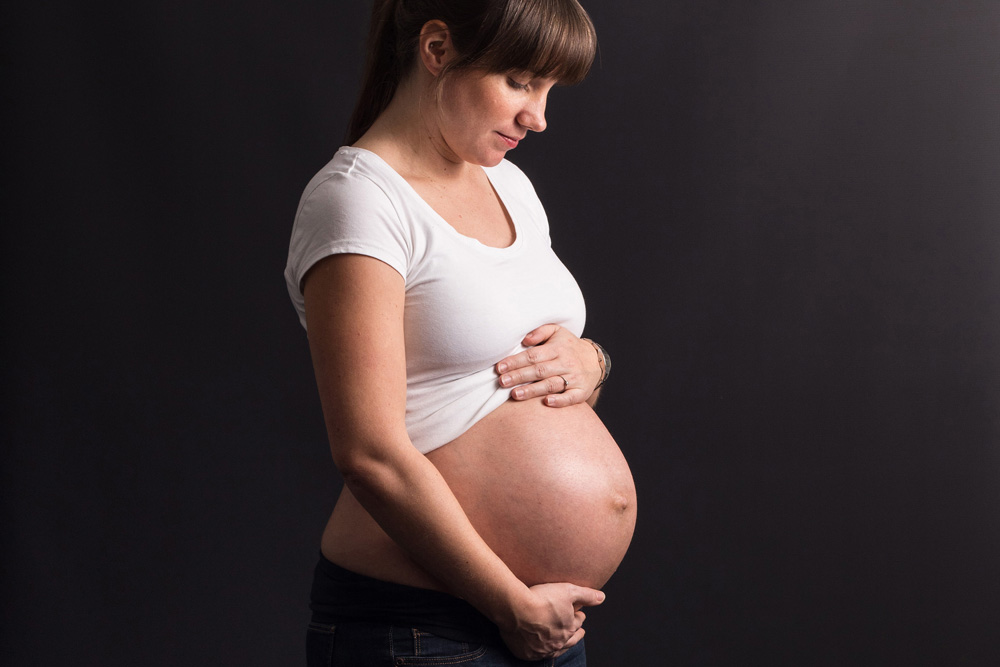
[[440, 90, 482, 132]]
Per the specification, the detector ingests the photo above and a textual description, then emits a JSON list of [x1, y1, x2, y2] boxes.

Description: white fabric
[[285, 147, 586, 453]]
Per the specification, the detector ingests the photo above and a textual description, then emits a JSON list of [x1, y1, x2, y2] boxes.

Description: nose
[[517, 93, 548, 133]]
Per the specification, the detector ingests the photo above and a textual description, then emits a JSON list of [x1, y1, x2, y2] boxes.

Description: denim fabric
[[309, 554, 495, 643], [306, 621, 586, 667]]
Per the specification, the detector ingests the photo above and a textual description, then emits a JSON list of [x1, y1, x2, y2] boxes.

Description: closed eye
[[507, 77, 529, 91]]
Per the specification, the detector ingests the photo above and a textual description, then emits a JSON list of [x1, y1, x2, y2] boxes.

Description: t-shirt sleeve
[[284, 171, 410, 329]]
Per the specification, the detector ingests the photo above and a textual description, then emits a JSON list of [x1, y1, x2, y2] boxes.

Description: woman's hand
[[498, 583, 605, 660], [495, 324, 603, 407]]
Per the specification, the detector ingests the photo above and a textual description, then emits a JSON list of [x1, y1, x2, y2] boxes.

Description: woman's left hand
[[495, 324, 602, 407]]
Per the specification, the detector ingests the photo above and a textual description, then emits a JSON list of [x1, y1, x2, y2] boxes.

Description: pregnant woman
[[285, 1, 636, 664]]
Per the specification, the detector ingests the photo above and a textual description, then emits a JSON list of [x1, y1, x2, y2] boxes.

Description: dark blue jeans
[[306, 555, 586, 666], [306, 620, 586, 666]]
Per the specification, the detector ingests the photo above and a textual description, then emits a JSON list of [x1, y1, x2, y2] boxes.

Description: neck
[[355, 70, 473, 183]]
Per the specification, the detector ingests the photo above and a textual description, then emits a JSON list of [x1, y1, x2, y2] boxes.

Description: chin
[[479, 155, 506, 167], [469, 148, 508, 168]]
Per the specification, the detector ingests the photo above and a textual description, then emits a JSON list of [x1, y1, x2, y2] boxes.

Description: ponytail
[[346, 0, 408, 145]]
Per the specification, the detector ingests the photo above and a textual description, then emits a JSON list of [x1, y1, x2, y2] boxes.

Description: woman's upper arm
[[302, 252, 409, 471]]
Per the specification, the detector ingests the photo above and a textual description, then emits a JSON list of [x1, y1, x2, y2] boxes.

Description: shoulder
[[296, 147, 402, 221], [286, 148, 415, 314], [291, 148, 417, 255]]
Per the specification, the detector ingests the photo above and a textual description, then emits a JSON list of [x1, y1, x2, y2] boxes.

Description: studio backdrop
[[3, 1, 999, 665]]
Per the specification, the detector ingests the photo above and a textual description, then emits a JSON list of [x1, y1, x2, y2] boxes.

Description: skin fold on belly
[[321, 398, 636, 591]]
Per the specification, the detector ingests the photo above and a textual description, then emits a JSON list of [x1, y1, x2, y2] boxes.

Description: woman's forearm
[[335, 435, 531, 626], [336, 438, 601, 660]]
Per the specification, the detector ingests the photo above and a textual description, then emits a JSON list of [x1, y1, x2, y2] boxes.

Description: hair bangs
[[473, 0, 597, 84]]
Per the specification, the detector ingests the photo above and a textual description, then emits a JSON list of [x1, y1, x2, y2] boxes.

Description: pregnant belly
[[427, 398, 636, 589]]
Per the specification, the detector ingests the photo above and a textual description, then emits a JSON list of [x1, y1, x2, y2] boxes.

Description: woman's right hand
[[499, 583, 605, 660]]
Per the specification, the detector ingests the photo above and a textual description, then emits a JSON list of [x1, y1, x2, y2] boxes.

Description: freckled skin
[[321, 398, 636, 592], [429, 399, 636, 589]]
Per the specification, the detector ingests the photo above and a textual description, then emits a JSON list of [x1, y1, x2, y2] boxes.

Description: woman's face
[[433, 70, 556, 167]]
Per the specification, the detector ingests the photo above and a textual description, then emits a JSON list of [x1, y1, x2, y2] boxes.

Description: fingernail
[[497, 363, 507, 373], [513, 388, 524, 399], [500, 375, 511, 386]]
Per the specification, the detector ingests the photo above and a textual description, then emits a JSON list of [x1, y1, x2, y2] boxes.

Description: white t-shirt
[[285, 147, 586, 453]]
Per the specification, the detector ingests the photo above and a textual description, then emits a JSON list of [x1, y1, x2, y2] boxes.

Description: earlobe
[[418, 20, 453, 76]]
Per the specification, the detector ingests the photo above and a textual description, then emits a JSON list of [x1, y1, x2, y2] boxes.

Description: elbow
[[331, 435, 412, 499], [337, 456, 385, 496]]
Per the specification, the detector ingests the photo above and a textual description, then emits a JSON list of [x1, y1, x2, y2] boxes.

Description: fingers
[[572, 586, 606, 609], [498, 357, 554, 389], [504, 373, 562, 398], [554, 626, 587, 657], [495, 324, 598, 407], [521, 323, 560, 346], [501, 583, 602, 661], [507, 380, 590, 407], [495, 342, 575, 395], [502, 377, 589, 406], [496, 344, 552, 377], [542, 388, 584, 407], [495, 324, 567, 375]]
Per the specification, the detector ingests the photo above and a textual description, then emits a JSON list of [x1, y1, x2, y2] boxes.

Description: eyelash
[[507, 77, 529, 91]]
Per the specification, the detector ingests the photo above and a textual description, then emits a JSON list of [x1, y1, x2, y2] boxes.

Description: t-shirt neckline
[[339, 146, 524, 253]]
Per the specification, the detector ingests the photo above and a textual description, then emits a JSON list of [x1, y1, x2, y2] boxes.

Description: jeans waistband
[[309, 553, 502, 645]]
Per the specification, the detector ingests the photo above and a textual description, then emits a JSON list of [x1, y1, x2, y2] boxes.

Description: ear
[[417, 20, 455, 76]]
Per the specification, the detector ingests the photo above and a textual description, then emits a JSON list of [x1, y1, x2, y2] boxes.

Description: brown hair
[[346, 0, 598, 144]]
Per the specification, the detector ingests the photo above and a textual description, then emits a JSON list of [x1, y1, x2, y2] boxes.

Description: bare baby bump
[[428, 398, 637, 589]]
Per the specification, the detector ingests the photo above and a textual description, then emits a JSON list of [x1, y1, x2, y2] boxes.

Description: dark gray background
[[3, 1, 999, 665]]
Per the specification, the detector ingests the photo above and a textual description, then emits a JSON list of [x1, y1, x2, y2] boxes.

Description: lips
[[497, 132, 523, 148]]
